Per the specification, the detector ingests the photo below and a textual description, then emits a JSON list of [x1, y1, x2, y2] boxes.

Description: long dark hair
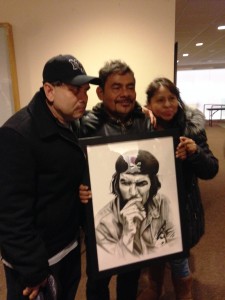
[[146, 77, 186, 133]]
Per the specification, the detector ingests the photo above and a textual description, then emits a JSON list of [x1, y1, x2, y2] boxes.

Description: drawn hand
[[120, 198, 146, 236]]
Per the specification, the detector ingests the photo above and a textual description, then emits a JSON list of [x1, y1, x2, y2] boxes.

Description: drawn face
[[97, 72, 136, 120], [119, 173, 151, 205], [147, 86, 179, 121]]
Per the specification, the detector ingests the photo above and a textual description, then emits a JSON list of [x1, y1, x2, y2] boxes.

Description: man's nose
[[129, 183, 138, 196], [78, 90, 88, 102], [120, 87, 129, 97]]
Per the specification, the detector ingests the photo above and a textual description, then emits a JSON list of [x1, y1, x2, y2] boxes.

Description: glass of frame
[[80, 130, 188, 279], [0, 23, 20, 126]]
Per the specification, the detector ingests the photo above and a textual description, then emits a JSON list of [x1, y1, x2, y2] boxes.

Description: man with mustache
[[79, 60, 151, 300], [80, 60, 150, 137]]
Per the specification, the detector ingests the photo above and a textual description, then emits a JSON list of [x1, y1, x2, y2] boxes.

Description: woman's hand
[[79, 184, 92, 204], [176, 136, 197, 160]]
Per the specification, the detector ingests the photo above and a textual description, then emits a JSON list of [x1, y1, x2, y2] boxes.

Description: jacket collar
[[184, 105, 205, 136], [91, 101, 145, 122], [28, 88, 63, 139]]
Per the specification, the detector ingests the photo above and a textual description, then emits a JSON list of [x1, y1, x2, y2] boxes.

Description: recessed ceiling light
[[218, 25, 225, 30], [196, 42, 203, 46], [183, 53, 189, 57]]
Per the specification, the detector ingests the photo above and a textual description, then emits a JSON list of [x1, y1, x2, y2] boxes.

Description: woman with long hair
[[138, 77, 218, 300]]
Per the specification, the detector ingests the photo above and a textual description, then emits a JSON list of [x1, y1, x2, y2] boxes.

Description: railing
[[204, 104, 225, 126]]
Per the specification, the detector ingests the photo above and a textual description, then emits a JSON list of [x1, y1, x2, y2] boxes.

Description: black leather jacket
[[79, 102, 151, 138]]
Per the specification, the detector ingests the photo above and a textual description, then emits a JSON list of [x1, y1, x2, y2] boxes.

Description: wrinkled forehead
[[119, 172, 150, 182], [106, 72, 135, 84]]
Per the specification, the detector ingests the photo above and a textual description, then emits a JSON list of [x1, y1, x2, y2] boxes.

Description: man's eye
[[136, 181, 148, 187], [68, 86, 79, 95], [120, 180, 131, 186], [112, 86, 120, 90]]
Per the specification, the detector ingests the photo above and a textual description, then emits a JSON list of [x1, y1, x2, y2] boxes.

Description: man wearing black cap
[[0, 54, 99, 300]]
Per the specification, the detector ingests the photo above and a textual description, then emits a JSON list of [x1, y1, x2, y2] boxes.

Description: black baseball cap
[[42, 54, 100, 86]]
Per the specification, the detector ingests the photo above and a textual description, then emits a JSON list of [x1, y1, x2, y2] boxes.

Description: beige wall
[[0, 0, 175, 110]]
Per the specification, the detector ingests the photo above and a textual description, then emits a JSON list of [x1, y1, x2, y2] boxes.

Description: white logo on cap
[[69, 58, 85, 73], [123, 155, 142, 174]]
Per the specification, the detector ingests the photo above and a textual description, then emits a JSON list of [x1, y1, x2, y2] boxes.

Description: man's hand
[[23, 278, 47, 299], [142, 106, 157, 128], [79, 184, 92, 204]]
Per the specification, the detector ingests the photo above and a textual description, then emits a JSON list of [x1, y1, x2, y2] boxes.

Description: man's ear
[[43, 83, 55, 103], [96, 86, 104, 101]]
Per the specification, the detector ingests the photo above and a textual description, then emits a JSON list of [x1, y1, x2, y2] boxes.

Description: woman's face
[[147, 86, 179, 121]]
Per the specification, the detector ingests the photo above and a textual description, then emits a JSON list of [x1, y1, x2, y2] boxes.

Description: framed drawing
[[80, 130, 187, 278], [0, 23, 20, 126]]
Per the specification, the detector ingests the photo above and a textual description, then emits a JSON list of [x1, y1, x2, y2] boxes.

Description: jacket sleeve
[[187, 129, 219, 179], [0, 128, 49, 286]]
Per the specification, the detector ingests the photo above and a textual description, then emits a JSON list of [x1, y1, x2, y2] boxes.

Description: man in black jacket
[[0, 54, 99, 300], [79, 60, 151, 300]]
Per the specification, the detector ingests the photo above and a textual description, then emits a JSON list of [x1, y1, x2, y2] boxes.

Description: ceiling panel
[[175, 0, 225, 70]]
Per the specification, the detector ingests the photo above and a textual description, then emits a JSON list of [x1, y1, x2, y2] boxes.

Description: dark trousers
[[4, 245, 81, 300], [85, 229, 141, 300], [86, 269, 141, 300]]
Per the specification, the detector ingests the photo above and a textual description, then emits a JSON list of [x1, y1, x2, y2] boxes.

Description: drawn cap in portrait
[[115, 150, 159, 176], [42, 54, 100, 86]]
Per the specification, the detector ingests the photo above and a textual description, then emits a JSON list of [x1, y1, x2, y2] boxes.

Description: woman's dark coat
[[180, 107, 218, 248]]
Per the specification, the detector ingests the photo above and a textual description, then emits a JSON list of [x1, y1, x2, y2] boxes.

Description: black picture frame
[[80, 129, 187, 279]]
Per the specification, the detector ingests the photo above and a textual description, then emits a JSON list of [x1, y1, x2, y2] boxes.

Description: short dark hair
[[99, 60, 135, 89]]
